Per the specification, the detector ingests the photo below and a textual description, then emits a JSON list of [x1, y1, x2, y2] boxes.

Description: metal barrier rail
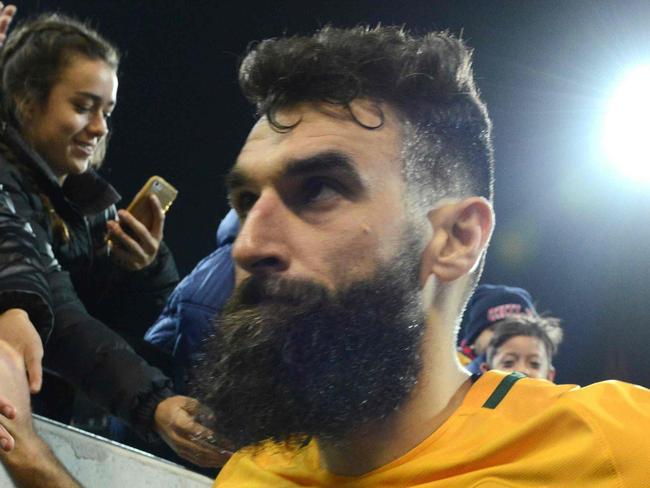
[[0, 415, 213, 487]]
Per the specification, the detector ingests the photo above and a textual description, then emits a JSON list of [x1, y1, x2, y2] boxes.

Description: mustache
[[229, 274, 330, 309]]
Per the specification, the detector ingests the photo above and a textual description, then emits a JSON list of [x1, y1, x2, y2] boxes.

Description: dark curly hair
[[239, 25, 494, 208]]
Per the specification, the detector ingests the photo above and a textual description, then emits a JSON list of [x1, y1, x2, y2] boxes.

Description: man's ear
[[421, 197, 494, 283], [480, 362, 490, 374]]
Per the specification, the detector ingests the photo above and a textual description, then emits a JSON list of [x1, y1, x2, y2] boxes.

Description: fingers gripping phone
[[126, 176, 178, 230]]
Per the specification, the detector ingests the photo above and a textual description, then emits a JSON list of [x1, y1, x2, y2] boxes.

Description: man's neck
[[317, 315, 472, 476], [318, 372, 471, 476]]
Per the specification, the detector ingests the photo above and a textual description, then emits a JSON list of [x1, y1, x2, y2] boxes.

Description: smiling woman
[[0, 12, 222, 470], [19, 56, 117, 182]]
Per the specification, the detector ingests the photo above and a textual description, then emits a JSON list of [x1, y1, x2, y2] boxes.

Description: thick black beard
[[191, 236, 425, 451]]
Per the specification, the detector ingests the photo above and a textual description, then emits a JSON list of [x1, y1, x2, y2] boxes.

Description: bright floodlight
[[602, 64, 650, 183]]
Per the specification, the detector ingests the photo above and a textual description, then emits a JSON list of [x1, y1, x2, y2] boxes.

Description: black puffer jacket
[[0, 124, 179, 437]]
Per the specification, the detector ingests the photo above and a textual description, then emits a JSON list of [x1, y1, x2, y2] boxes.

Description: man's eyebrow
[[225, 167, 249, 193], [226, 151, 363, 192], [283, 151, 360, 182], [75, 91, 116, 107]]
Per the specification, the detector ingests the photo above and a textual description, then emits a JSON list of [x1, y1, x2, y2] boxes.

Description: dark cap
[[462, 284, 536, 347]]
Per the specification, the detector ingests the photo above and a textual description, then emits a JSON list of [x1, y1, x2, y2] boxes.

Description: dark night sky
[[20, 1, 650, 387]]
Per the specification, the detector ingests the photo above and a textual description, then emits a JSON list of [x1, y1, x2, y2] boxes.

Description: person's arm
[[2, 434, 81, 488], [0, 170, 55, 394], [91, 197, 179, 338], [91, 241, 179, 339], [0, 341, 81, 488], [0, 310, 43, 394]]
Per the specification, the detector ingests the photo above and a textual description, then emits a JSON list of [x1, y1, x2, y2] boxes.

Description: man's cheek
[[327, 237, 379, 284]]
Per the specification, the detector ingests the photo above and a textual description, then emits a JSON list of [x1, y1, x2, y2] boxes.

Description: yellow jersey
[[214, 370, 650, 487]]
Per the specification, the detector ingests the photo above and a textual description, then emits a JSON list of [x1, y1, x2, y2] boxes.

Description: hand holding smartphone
[[107, 176, 178, 271]]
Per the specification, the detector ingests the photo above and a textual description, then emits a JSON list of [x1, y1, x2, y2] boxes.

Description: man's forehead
[[234, 101, 402, 178]]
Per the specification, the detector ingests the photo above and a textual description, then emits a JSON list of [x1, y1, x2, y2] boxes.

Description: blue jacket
[[145, 209, 239, 392]]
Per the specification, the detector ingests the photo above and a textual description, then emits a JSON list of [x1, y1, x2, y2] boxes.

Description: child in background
[[480, 314, 563, 381], [458, 284, 537, 375]]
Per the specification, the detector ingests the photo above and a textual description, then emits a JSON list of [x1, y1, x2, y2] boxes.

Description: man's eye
[[232, 191, 258, 216], [501, 360, 514, 368], [530, 362, 541, 369], [302, 179, 339, 204]]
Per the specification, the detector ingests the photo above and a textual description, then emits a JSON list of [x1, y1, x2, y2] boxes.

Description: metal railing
[[0, 415, 213, 487]]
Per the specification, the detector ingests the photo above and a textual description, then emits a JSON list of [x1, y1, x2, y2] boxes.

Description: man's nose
[[232, 189, 291, 274]]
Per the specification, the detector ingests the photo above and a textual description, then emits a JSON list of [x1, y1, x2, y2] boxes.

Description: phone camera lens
[[153, 180, 162, 191]]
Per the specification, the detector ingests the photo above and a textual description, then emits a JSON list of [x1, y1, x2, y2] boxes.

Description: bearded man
[[192, 26, 650, 486]]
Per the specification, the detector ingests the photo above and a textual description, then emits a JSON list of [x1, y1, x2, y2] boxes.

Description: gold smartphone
[[126, 176, 178, 230]]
